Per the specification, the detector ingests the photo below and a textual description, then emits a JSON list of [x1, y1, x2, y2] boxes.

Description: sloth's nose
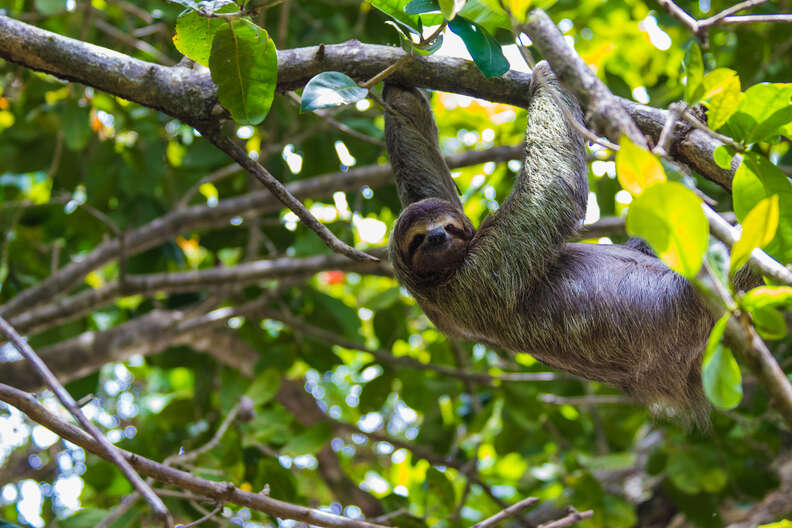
[[425, 228, 448, 247]]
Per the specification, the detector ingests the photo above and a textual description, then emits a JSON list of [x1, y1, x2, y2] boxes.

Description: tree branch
[[0, 15, 738, 191], [0, 316, 172, 525], [0, 383, 388, 528]]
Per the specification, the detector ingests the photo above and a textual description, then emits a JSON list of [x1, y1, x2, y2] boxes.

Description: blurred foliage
[[0, 0, 791, 527]]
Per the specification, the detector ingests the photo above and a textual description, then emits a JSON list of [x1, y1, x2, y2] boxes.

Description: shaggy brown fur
[[384, 62, 714, 425]]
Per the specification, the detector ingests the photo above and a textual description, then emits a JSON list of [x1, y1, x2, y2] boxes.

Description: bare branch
[[199, 127, 377, 263], [472, 497, 539, 528], [538, 507, 594, 528], [0, 383, 389, 528], [0, 316, 172, 526], [718, 14, 792, 24]]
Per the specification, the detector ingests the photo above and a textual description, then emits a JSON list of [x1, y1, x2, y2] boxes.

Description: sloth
[[383, 62, 714, 424]]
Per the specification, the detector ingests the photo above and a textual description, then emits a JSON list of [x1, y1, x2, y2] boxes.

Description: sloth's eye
[[445, 223, 463, 236]]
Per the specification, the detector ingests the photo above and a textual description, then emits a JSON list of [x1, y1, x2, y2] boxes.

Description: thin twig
[[178, 502, 223, 528], [718, 14, 792, 24], [538, 507, 594, 528], [653, 101, 685, 157], [0, 316, 172, 526], [699, 0, 769, 26], [167, 402, 241, 466], [472, 497, 539, 528], [680, 108, 744, 152], [200, 127, 377, 263], [360, 54, 413, 89]]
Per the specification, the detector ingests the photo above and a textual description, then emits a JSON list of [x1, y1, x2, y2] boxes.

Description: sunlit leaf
[[743, 286, 792, 310], [699, 68, 741, 130], [713, 144, 734, 170], [733, 153, 792, 263], [301, 72, 368, 112], [702, 314, 743, 410], [615, 135, 666, 196], [209, 19, 278, 125], [439, 0, 466, 20], [626, 182, 707, 278], [173, 2, 236, 66], [730, 195, 779, 273], [724, 83, 792, 143]]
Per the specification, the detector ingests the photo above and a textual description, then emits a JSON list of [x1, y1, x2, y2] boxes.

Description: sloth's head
[[390, 198, 475, 288]]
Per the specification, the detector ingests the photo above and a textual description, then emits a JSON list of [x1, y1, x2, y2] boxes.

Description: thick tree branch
[[0, 383, 388, 528], [0, 15, 737, 191]]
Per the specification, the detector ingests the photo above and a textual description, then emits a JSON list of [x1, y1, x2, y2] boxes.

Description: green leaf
[[733, 153, 792, 263], [281, 423, 333, 456], [359, 372, 394, 412], [34, 0, 64, 15], [56, 101, 92, 151], [743, 285, 792, 311], [615, 135, 666, 196], [702, 314, 742, 409], [626, 182, 708, 278], [245, 368, 281, 405], [300, 72, 368, 112], [713, 144, 734, 170], [459, 0, 513, 32], [369, 0, 442, 30], [209, 19, 278, 125], [173, 4, 236, 67], [405, 0, 439, 14], [730, 195, 779, 273], [424, 467, 456, 516], [750, 305, 787, 339], [700, 68, 741, 130], [439, 0, 466, 19], [447, 16, 509, 78], [505, 0, 533, 22], [683, 42, 704, 104], [723, 83, 792, 143]]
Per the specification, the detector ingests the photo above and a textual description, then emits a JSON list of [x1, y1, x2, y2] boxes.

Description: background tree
[[0, 0, 791, 527]]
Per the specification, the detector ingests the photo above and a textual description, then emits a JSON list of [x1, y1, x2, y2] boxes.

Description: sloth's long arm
[[468, 62, 589, 280], [383, 83, 463, 210]]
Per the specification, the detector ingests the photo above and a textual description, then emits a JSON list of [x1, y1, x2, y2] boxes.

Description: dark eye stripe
[[407, 233, 425, 259], [445, 224, 465, 237]]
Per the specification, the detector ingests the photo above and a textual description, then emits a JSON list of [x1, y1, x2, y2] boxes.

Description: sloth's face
[[393, 199, 474, 278]]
